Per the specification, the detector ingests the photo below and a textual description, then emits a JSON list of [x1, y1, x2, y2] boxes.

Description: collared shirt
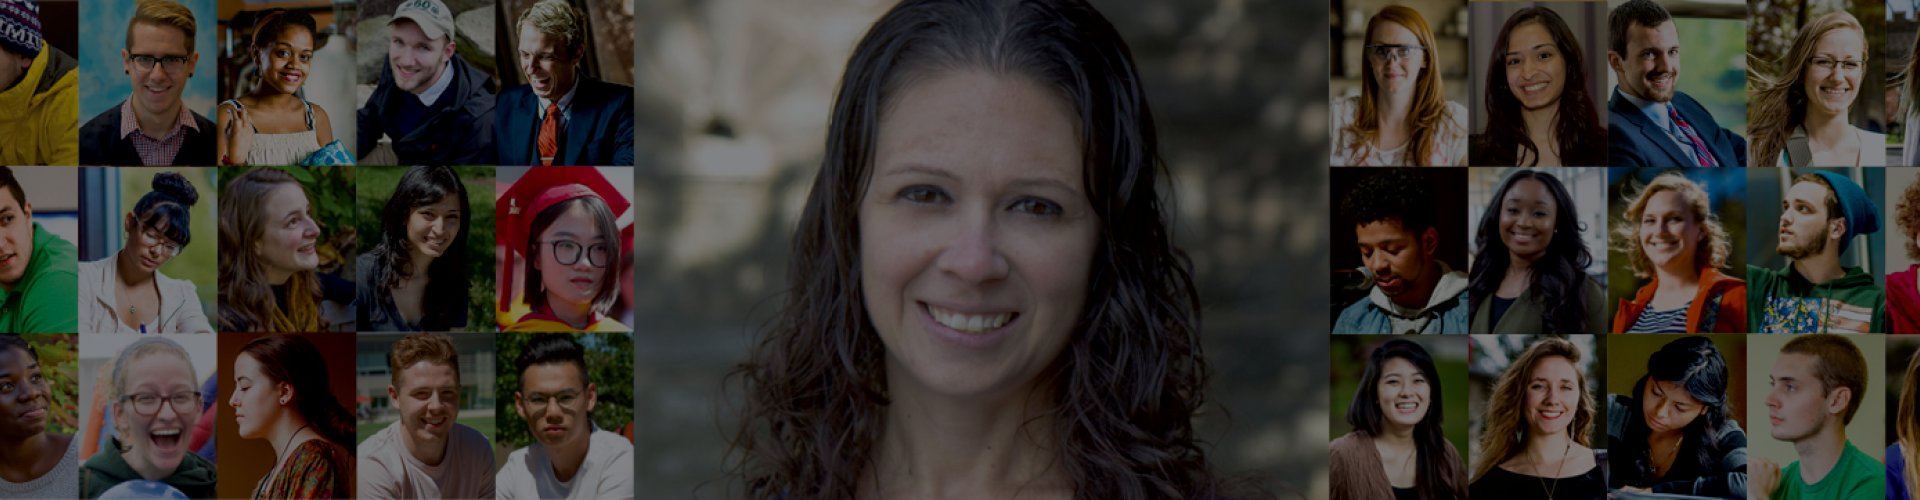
[[535, 82, 579, 129], [119, 99, 199, 166], [1615, 86, 1699, 161], [414, 60, 456, 106]]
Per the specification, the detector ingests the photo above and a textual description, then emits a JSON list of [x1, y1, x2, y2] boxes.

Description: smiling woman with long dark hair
[[1468, 170, 1606, 333], [725, 0, 1233, 498], [1470, 6, 1606, 167], [1330, 339, 1466, 500], [357, 166, 470, 332]]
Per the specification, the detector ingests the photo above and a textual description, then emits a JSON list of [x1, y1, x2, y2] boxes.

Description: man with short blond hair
[[496, 0, 633, 166], [79, 0, 214, 166]]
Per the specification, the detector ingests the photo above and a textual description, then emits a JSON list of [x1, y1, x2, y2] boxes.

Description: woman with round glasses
[[78, 172, 213, 333], [498, 168, 629, 332], [80, 337, 216, 499], [1332, 5, 1469, 166], [1749, 11, 1884, 167]]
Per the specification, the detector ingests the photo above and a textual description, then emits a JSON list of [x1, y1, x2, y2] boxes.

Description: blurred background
[[1748, 0, 1886, 140], [1331, 0, 1471, 110], [1602, 0, 1750, 142], [1466, 167, 1610, 282], [492, 332, 633, 469], [354, 166, 498, 331], [1892, 0, 1917, 160], [77, 334, 218, 466], [354, 332, 497, 461], [1745, 334, 1886, 465], [1467, 2, 1610, 142], [1744, 167, 1886, 282], [1603, 334, 1750, 439], [80, 0, 219, 125], [21, 334, 77, 437], [1329, 168, 1469, 323], [1603, 167, 1749, 321], [79, 167, 219, 326], [8, 168, 82, 257], [217, 165, 359, 289], [1466, 334, 1605, 472], [1329, 335, 1470, 462], [217, 0, 358, 153], [631, 0, 1323, 497]]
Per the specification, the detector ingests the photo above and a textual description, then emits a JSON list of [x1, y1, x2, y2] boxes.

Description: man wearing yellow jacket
[[0, 1, 76, 166]]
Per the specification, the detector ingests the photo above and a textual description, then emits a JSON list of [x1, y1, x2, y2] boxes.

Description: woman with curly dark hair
[[1605, 336, 1747, 499], [1469, 6, 1606, 167], [1468, 169, 1605, 333], [727, 0, 1234, 498]]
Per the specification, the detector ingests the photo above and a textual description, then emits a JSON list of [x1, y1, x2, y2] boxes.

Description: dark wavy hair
[[1468, 170, 1595, 333], [1617, 336, 1735, 490], [238, 334, 354, 448], [726, 0, 1221, 498], [1472, 6, 1606, 166], [368, 166, 469, 331], [132, 172, 199, 247], [1346, 339, 1465, 500]]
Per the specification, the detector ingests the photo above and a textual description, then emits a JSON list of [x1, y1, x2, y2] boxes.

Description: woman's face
[[1503, 21, 1565, 112], [533, 202, 611, 310], [1368, 20, 1425, 97], [406, 195, 462, 261], [123, 214, 181, 274], [1640, 378, 1705, 435], [1802, 27, 1864, 119], [1497, 178, 1557, 261], [1375, 356, 1429, 430], [1638, 189, 1701, 272], [859, 70, 1098, 401], [254, 183, 320, 279], [256, 26, 314, 96], [118, 353, 198, 477], [1524, 355, 1580, 437], [227, 353, 281, 440], [0, 347, 47, 440]]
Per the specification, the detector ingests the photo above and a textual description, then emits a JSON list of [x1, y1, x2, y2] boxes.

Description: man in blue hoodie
[[356, 0, 495, 165], [1334, 169, 1468, 334]]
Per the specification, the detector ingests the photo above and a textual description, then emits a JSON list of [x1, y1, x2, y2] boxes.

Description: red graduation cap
[[496, 167, 631, 311]]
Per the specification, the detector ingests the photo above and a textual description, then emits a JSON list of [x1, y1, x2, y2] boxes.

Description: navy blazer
[[1607, 88, 1747, 167], [496, 78, 635, 166]]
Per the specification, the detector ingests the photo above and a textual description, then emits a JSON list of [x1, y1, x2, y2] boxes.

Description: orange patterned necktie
[[537, 101, 560, 166]]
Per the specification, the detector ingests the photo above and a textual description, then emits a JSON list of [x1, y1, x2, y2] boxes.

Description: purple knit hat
[[0, 1, 39, 59]]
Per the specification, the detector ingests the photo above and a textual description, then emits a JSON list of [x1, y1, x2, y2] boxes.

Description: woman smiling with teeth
[[729, 0, 1234, 498], [79, 337, 216, 499], [1470, 337, 1604, 499], [217, 9, 347, 166], [1470, 6, 1606, 167], [1749, 11, 1885, 167], [1330, 339, 1467, 500], [1469, 169, 1606, 333], [1609, 171, 1746, 333], [358, 166, 471, 332]]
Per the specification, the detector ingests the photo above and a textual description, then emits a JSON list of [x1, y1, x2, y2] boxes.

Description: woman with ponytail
[[226, 334, 354, 499], [79, 171, 213, 333]]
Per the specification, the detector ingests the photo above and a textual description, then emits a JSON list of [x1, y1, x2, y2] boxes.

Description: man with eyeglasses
[[497, 334, 632, 500], [1605, 0, 1745, 167], [360, 333, 495, 499], [79, 0, 214, 166], [0, 0, 78, 166], [0, 167, 75, 334]]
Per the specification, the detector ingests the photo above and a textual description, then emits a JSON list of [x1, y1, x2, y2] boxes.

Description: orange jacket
[[1612, 266, 1748, 333]]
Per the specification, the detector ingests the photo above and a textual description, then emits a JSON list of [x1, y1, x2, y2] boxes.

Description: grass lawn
[[357, 416, 497, 445]]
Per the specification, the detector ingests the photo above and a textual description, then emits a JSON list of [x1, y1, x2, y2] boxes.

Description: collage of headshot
[[1330, 0, 1920, 499]]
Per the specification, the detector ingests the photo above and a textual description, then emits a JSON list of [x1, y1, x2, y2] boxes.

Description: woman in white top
[[77, 172, 213, 334], [218, 9, 333, 166], [1331, 5, 1468, 166], [1749, 11, 1887, 167]]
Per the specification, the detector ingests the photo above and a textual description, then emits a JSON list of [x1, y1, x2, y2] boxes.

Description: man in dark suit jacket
[[496, 0, 634, 167], [1606, 0, 1745, 168]]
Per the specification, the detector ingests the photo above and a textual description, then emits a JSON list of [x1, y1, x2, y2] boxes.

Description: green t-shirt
[[1771, 440, 1885, 500], [0, 222, 76, 333]]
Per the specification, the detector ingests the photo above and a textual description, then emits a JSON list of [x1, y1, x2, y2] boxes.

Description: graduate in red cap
[[497, 167, 629, 332]]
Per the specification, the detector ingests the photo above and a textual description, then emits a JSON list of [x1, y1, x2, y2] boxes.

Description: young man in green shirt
[[1753, 334, 1884, 500], [0, 166, 75, 333], [1749, 171, 1887, 333]]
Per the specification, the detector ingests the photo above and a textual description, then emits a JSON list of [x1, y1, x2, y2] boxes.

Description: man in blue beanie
[[1749, 171, 1886, 333]]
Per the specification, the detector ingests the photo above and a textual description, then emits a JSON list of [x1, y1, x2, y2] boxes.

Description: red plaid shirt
[[120, 101, 199, 166]]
